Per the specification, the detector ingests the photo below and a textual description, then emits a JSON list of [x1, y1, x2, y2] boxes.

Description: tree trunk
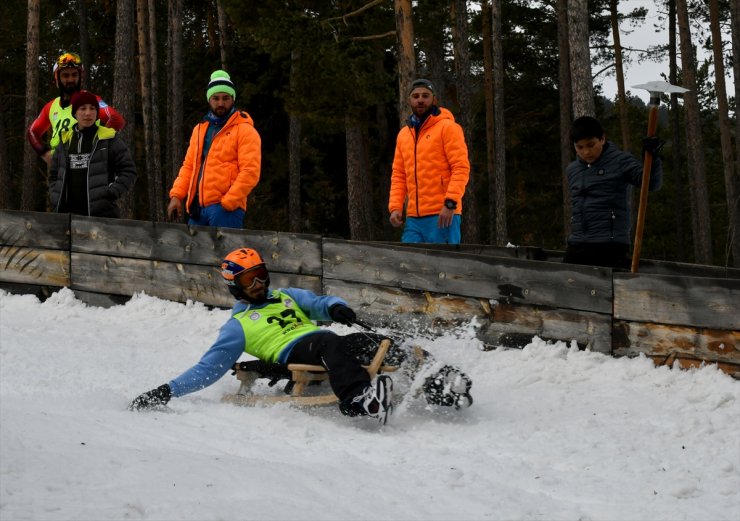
[[216, 0, 229, 70], [417, 2, 446, 101], [394, 0, 415, 127], [0, 101, 9, 209], [567, 0, 594, 117], [732, 0, 740, 188], [345, 113, 373, 241], [484, 0, 507, 246], [288, 49, 302, 233], [136, 0, 155, 221], [376, 102, 394, 239], [78, 0, 92, 92], [676, 0, 713, 264], [613, 0, 636, 231], [114, 0, 136, 219], [709, 0, 739, 267], [22, 0, 40, 212], [668, 0, 686, 261], [609, 0, 631, 153], [206, 8, 218, 59], [491, 0, 508, 247], [148, 0, 164, 221], [167, 0, 184, 193], [557, 0, 573, 242], [451, 0, 478, 244], [483, 1, 495, 244]]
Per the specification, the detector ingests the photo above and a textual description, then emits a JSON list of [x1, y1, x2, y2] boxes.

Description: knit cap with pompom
[[206, 70, 236, 101]]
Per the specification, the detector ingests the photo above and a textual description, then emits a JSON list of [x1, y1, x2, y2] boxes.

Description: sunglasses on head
[[240, 265, 269, 290]]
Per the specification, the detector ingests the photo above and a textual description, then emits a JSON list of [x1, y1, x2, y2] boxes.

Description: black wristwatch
[[444, 199, 457, 210]]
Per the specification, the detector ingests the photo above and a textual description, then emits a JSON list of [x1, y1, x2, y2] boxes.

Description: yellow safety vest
[[48, 98, 76, 152], [233, 291, 321, 362]]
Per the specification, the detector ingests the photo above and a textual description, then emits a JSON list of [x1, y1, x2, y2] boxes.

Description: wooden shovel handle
[[631, 101, 659, 273]]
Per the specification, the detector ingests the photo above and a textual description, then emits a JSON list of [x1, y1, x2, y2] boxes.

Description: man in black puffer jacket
[[563, 116, 663, 269], [49, 90, 136, 218]]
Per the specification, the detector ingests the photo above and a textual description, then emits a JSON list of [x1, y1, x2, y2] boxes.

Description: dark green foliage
[[0, 0, 29, 210], [3, 0, 734, 265]]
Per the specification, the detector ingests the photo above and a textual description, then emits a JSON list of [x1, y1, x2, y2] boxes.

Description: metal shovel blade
[[631, 80, 689, 95]]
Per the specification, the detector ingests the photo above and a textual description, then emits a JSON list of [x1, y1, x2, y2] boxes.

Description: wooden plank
[[221, 393, 338, 407], [635, 258, 740, 279], [72, 289, 131, 308], [71, 217, 323, 274], [614, 273, 740, 330], [385, 241, 740, 279], [70, 252, 321, 307], [0, 210, 69, 249], [482, 300, 612, 354], [323, 239, 612, 314], [0, 281, 59, 301], [323, 279, 611, 353], [379, 241, 555, 261], [324, 278, 491, 332], [645, 354, 740, 379], [613, 320, 740, 374], [0, 246, 69, 287]]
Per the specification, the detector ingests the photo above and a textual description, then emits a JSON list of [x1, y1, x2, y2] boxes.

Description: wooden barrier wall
[[1, 210, 738, 374]]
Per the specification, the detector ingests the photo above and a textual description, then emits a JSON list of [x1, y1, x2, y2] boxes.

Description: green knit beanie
[[206, 70, 236, 101]]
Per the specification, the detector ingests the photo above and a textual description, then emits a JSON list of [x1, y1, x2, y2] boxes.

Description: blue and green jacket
[[169, 288, 345, 397]]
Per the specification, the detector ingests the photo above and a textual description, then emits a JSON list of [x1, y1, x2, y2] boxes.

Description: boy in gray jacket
[[49, 90, 136, 218], [563, 116, 663, 269]]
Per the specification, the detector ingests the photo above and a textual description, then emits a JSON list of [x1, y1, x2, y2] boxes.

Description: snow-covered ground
[[1, 288, 738, 521]]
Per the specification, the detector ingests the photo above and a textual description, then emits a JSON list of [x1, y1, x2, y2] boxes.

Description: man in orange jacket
[[388, 79, 470, 244], [167, 70, 261, 228]]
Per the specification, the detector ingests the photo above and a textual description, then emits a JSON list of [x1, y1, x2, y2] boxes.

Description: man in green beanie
[[167, 70, 261, 228]]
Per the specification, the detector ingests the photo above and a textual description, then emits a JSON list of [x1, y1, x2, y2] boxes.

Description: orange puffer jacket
[[170, 110, 261, 212], [389, 107, 470, 218]]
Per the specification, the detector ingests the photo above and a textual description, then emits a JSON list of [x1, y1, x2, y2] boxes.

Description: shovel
[[630, 81, 689, 273]]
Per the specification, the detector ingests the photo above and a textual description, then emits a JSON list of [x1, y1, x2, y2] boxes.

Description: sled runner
[[221, 339, 398, 407]]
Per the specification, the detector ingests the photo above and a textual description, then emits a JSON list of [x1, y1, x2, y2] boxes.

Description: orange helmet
[[221, 248, 265, 287]]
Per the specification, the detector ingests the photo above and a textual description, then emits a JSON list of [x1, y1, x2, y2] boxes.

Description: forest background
[[1, 0, 738, 267]]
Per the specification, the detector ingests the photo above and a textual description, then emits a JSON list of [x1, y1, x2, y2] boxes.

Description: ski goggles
[[57, 52, 82, 67], [55, 52, 82, 71], [239, 265, 269, 290]]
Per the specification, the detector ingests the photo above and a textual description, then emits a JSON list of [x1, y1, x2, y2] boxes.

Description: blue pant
[[402, 215, 462, 244], [188, 203, 244, 229]]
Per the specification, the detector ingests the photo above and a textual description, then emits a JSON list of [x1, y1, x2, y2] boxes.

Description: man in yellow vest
[[27, 51, 126, 166], [130, 248, 474, 421], [129, 248, 397, 424]]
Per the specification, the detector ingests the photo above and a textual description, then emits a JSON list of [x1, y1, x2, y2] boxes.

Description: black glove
[[129, 383, 172, 411], [642, 136, 664, 157], [329, 304, 356, 326]]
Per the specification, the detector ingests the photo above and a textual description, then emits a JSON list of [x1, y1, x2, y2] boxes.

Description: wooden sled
[[221, 339, 397, 407]]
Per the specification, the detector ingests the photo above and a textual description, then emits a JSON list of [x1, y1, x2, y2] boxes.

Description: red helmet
[[221, 248, 265, 287]]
